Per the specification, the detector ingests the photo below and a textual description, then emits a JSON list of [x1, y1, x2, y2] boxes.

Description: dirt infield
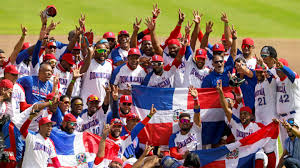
[[1, 35, 300, 73]]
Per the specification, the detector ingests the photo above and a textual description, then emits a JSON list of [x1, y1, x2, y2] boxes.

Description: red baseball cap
[[195, 48, 207, 59], [110, 118, 123, 126], [0, 79, 14, 89], [43, 53, 57, 62], [212, 43, 225, 52], [103, 32, 116, 39], [4, 65, 19, 75], [278, 58, 289, 67], [128, 48, 141, 56], [39, 117, 56, 127], [151, 55, 163, 62], [46, 5, 57, 17], [242, 38, 254, 46], [47, 41, 57, 48], [118, 30, 129, 37], [126, 113, 140, 121], [120, 95, 132, 104], [73, 42, 81, 50], [255, 64, 266, 71], [63, 113, 77, 122], [61, 53, 75, 65], [87, 94, 100, 103], [224, 92, 235, 100], [240, 106, 252, 114], [167, 39, 181, 47], [22, 42, 30, 50], [142, 35, 151, 42]]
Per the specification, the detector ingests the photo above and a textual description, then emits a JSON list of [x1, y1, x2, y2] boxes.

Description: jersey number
[[279, 94, 289, 103], [258, 97, 266, 106], [92, 127, 100, 135]]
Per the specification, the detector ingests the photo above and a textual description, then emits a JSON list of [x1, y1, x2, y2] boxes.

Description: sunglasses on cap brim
[[242, 44, 252, 49], [260, 54, 270, 58]]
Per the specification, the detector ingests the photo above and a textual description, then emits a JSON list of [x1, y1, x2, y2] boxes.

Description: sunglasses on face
[[112, 120, 122, 125], [261, 54, 269, 58], [214, 60, 224, 64], [74, 103, 83, 106], [96, 48, 107, 54], [48, 46, 57, 49], [213, 51, 223, 55], [195, 57, 205, 62], [107, 38, 115, 42], [180, 119, 190, 124], [63, 101, 70, 105], [47, 60, 57, 65], [122, 103, 132, 106], [151, 62, 163, 66], [68, 122, 77, 127]]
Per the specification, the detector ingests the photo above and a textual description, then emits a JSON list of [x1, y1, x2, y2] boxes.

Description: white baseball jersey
[[180, 56, 210, 88], [11, 104, 52, 132], [163, 52, 186, 87], [16, 62, 32, 78], [11, 83, 26, 117], [111, 63, 147, 91], [236, 55, 257, 70], [226, 115, 264, 141], [142, 64, 177, 88], [276, 69, 300, 121], [80, 59, 113, 106], [53, 64, 73, 95], [79, 108, 107, 136], [22, 132, 57, 168], [255, 77, 277, 125], [0, 102, 11, 119], [0, 60, 10, 78], [169, 124, 202, 157]]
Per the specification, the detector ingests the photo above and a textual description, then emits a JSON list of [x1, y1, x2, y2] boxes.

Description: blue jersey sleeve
[[111, 48, 123, 64], [16, 76, 30, 90], [110, 63, 125, 85], [16, 49, 30, 65], [224, 55, 234, 73], [184, 46, 192, 61], [168, 133, 177, 148], [55, 41, 67, 49], [32, 40, 42, 67], [281, 66, 296, 83], [130, 121, 146, 141], [141, 71, 154, 86], [112, 99, 120, 119]]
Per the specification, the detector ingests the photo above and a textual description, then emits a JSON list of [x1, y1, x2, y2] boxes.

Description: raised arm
[[131, 104, 157, 140], [130, 17, 142, 48], [189, 87, 201, 127], [221, 12, 232, 48], [216, 80, 233, 121], [32, 25, 47, 67], [9, 25, 27, 64], [101, 85, 111, 113], [146, 17, 163, 56], [111, 85, 120, 119], [275, 59, 297, 83], [200, 21, 213, 49], [66, 65, 83, 98], [80, 44, 93, 74], [96, 124, 110, 159], [230, 25, 237, 61], [190, 10, 202, 52], [132, 144, 154, 168]]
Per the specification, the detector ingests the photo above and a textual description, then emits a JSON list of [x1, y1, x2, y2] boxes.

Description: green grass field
[[1, 0, 300, 38]]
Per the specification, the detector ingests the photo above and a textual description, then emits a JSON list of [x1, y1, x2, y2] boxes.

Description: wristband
[[232, 37, 237, 40], [147, 114, 152, 118], [194, 108, 200, 113], [71, 79, 76, 83], [49, 100, 53, 106], [193, 97, 198, 101]]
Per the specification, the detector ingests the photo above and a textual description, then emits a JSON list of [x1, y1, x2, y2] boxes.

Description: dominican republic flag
[[194, 122, 279, 168], [49, 128, 101, 168], [131, 85, 233, 146]]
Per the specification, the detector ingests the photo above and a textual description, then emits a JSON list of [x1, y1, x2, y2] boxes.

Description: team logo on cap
[[198, 50, 202, 55], [76, 153, 87, 165], [173, 109, 185, 122], [226, 148, 239, 159], [215, 44, 220, 49], [109, 32, 112, 36]]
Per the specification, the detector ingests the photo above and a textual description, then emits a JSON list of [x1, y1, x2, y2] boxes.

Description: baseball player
[[142, 54, 181, 88], [235, 38, 257, 70], [168, 87, 202, 163], [217, 80, 276, 168], [79, 94, 109, 136], [274, 58, 300, 146], [110, 30, 131, 66], [80, 43, 113, 107], [20, 111, 60, 167], [94, 104, 157, 167], [110, 48, 147, 96]]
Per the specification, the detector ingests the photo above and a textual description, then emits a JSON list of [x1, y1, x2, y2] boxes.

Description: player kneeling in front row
[[168, 87, 202, 163], [216, 80, 276, 168]]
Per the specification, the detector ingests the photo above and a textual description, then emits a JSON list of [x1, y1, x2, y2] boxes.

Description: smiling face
[[39, 122, 53, 138], [87, 100, 100, 115], [141, 40, 154, 56], [240, 111, 251, 125], [110, 124, 122, 138], [242, 44, 254, 57], [212, 55, 225, 73], [71, 99, 83, 116], [179, 116, 192, 133], [118, 35, 130, 50], [168, 44, 180, 58], [127, 55, 140, 69], [94, 44, 108, 62], [256, 71, 265, 82]]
